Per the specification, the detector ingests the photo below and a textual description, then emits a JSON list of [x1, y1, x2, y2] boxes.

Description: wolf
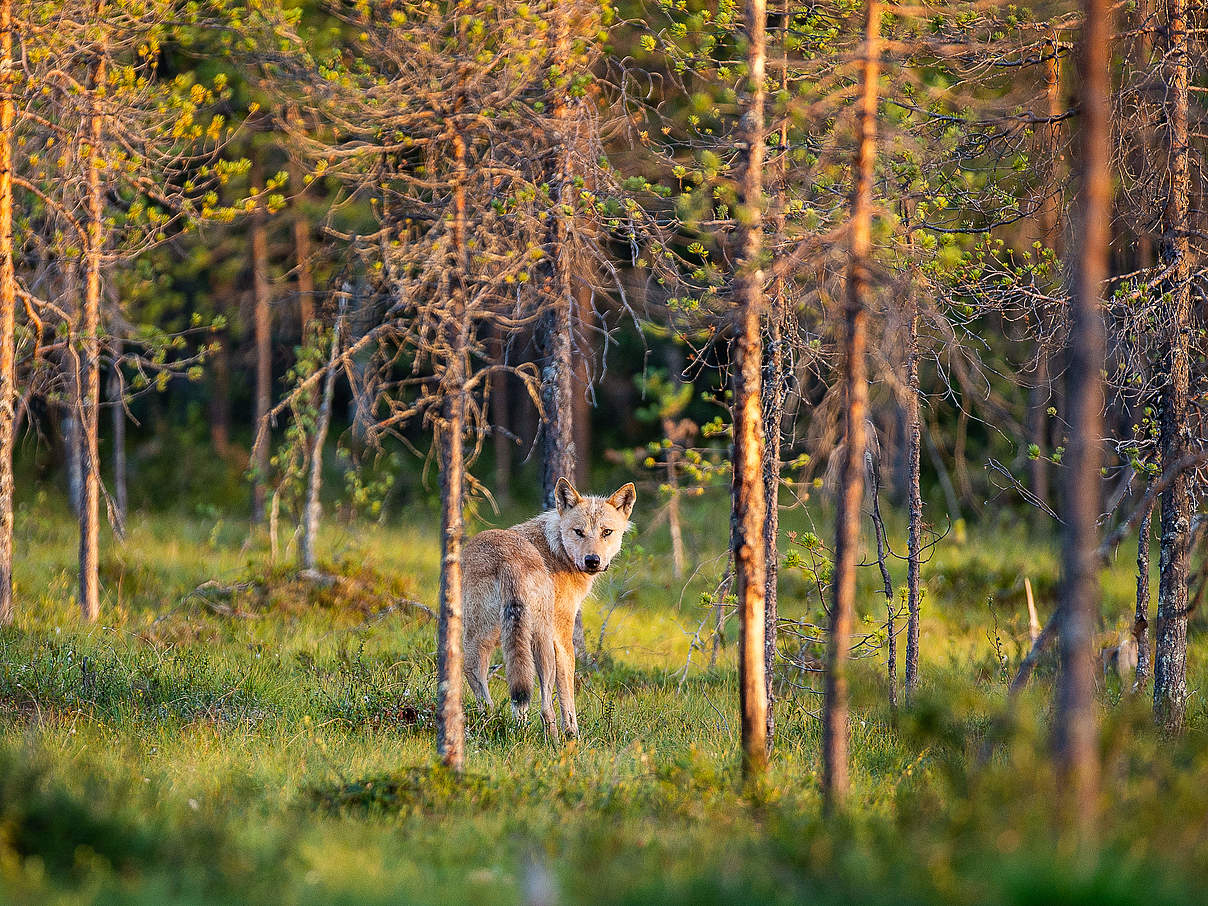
[[461, 477, 636, 739]]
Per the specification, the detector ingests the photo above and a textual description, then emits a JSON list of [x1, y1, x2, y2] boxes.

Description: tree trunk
[[541, 11, 586, 657], [490, 326, 512, 506], [63, 393, 82, 516], [1135, 505, 1152, 686], [250, 158, 272, 525], [760, 283, 782, 747], [1053, 0, 1108, 831], [732, 0, 769, 778], [0, 0, 15, 624], [348, 292, 375, 451], [536, 319, 573, 503], [1152, 0, 1192, 734], [1027, 36, 1063, 516], [78, 46, 106, 622], [1134, 0, 1155, 270], [538, 14, 577, 509], [904, 306, 923, 697], [666, 439, 685, 579], [870, 463, 896, 715], [1040, 36, 1064, 258], [299, 291, 345, 573], [572, 286, 593, 489], [109, 344, 126, 528], [760, 1, 790, 750], [436, 120, 469, 773], [823, 0, 878, 812], [291, 156, 315, 339], [1027, 359, 1051, 515], [666, 348, 688, 582]]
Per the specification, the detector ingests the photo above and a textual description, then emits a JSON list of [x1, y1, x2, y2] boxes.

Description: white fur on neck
[[538, 509, 566, 562]]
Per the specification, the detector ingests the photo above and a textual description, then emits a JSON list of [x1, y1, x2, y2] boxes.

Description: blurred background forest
[[4, 0, 1123, 527]]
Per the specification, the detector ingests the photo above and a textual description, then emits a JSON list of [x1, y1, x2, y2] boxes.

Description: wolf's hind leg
[[502, 598, 534, 725], [500, 572, 543, 726], [463, 638, 494, 710], [510, 669, 530, 725], [533, 631, 560, 740]]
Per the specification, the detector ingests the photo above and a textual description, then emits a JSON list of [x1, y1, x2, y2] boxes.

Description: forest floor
[[1, 491, 1206, 904]]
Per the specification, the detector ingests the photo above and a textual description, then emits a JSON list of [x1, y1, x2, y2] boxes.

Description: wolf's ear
[[607, 482, 637, 519], [555, 477, 581, 514]]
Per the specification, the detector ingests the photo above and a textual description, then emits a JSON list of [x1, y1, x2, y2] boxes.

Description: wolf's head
[[553, 477, 636, 574]]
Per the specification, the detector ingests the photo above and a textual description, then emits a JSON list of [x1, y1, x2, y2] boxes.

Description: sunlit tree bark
[[1054, 0, 1109, 832], [732, 0, 769, 777], [78, 34, 106, 622], [0, 0, 15, 624], [436, 113, 469, 773], [250, 156, 273, 525], [822, 0, 879, 812]]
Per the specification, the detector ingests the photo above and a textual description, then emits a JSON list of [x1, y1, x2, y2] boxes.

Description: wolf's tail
[[499, 569, 535, 709]]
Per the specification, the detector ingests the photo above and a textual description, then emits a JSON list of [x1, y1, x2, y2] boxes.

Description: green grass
[[1, 489, 1206, 904]]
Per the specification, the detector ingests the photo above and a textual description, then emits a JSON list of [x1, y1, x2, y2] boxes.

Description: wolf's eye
[[601, 529, 613, 537], [574, 529, 586, 538]]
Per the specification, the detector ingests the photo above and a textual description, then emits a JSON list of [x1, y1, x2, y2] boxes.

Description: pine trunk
[[1135, 505, 1152, 685], [904, 305, 923, 696], [535, 242, 575, 503], [539, 14, 577, 508], [291, 157, 315, 339], [732, 0, 769, 777], [0, 0, 15, 624], [667, 441, 685, 579], [109, 344, 126, 527], [1054, 0, 1108, 829], [63, 395, 81, 516], [79, 48, 106, 622], [436, 123, 469, 772], [541, 12, 585, 657], [1134, 0, 1155, 269], [871, 465, 896, 714], [760, 3, 790, 749], [490, 327, 512, 505], [823, 0, 878, 811], [250, 158, 272, 525], [572, 287, 593, 489], [1152, 0, 1192, 733], [299, 292, 345, 573], [1027, 362, 1051, 514], [1027, 36, 1063, 515], [760, 297, 782, 747]]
